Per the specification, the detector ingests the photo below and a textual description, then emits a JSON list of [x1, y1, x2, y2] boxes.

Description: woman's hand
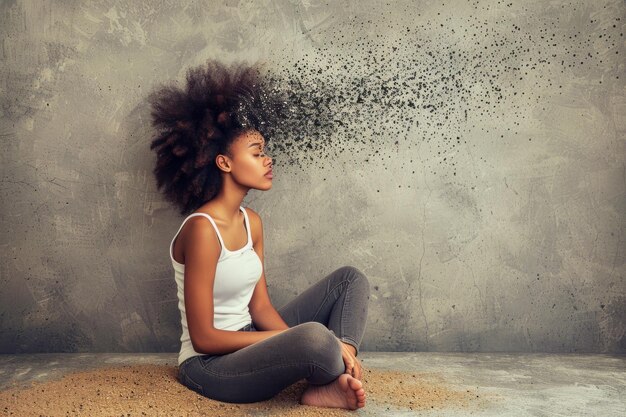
[[337, 338, 363, 380]]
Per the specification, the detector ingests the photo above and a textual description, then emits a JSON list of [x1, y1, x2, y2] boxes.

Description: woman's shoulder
[[172, 213, 220, 264], [179, 214, 219, 242]]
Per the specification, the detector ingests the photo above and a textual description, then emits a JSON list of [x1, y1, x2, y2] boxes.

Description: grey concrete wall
[[1, 0, 624, 353]]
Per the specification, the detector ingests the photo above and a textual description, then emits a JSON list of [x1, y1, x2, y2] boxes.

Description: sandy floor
[[1, 364, 489, 416]]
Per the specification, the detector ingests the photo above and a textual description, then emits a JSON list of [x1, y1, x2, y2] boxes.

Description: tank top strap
[[169, 212, 225, 263], [191, 213, 226, 250], [240, 206, 252, 248]]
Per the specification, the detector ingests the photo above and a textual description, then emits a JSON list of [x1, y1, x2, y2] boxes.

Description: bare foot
[[300, 373, 366, 410]]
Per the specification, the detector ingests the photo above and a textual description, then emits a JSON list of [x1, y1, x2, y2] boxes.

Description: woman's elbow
[[190, 329, 217, 354]]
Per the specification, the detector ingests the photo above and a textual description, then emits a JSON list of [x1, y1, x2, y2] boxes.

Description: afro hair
[[148, 60, 285, 215]]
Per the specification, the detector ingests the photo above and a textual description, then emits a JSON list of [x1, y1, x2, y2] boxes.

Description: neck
[[202, 175, 249, 224]]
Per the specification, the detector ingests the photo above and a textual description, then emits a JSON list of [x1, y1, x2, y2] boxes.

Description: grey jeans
[[177, 265, 370, 403]]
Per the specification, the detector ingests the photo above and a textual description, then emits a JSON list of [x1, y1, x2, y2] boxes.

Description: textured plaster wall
[[0, 0, 624, 353]]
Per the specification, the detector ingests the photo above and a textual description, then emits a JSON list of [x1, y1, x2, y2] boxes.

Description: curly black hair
[[148, 60, 285, 215]]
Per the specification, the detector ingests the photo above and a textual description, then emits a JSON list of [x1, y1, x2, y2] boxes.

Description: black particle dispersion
[[250, 0, 622, 179]]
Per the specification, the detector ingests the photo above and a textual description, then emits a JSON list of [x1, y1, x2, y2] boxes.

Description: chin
[[257, 183, 272, 191]]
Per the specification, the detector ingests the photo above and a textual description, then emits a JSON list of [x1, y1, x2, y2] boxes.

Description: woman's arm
[[249, 281, 290, 331], [247, 208, 290, 331], [183, 217, 286, 355]]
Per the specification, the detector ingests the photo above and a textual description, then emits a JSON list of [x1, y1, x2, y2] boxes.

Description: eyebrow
[[248, 141, 265, 148]]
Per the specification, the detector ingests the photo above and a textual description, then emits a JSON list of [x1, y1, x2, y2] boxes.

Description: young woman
[[149, 60, 370, 410]]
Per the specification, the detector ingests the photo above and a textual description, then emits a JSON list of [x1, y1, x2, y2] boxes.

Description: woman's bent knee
[[338, 265, 370, 291], [290, 322, 341, 361], [289, 322, 344, 383]]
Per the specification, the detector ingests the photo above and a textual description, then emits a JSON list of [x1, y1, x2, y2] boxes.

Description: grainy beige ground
[[1, 364, 489, 416]]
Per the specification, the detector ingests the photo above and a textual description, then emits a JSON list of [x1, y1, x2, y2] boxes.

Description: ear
[[215, 154, 232, 173]]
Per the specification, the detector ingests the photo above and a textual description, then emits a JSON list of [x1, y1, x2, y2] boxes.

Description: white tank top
[[169, 206, 263, 366]]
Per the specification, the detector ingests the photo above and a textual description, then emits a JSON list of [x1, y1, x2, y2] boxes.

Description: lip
[[265, 169, 273, 179]]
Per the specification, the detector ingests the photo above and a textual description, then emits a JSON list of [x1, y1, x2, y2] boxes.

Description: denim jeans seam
[[181, 371, 204, 394], [341, 272, 361, 348], [338, 269, 362, 338], [339, 336, 358, 346], [194, 359, 341, 379], [340, 279, 351, 340], [311, 279, 350, 323]]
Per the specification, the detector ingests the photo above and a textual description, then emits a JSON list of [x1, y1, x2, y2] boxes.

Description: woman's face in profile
[[228, 130, 274, 191]]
